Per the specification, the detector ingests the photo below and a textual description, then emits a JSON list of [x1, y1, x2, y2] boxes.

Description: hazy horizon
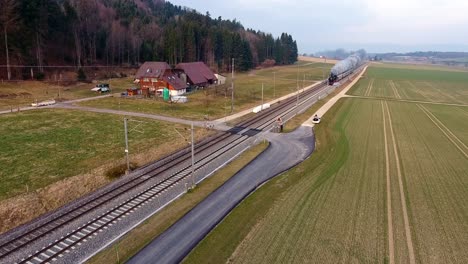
[[168, 0, 468, 54]]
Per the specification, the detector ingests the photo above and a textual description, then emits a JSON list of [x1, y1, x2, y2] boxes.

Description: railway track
[[0, 77, 343, 264]]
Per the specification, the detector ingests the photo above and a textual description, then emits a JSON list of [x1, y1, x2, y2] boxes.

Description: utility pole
[[230, 58, 235, 113], [296, 63, 299, 90], [273, 72, 276, 98], [124, 118, 130, 174], [261, 83, 264, 111], [303, 74, 305, 93], [296, 64, 299, 111], [5, 27, 11, 80], [191, 122, 195, 188], [296, 84, 299, 108]]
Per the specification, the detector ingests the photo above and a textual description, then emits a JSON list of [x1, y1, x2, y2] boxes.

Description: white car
[[31, 99, 56, 107], [312, 115, 321, 124]]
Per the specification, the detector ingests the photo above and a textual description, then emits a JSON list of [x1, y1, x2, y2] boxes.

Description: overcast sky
[[168, 0, 468, 54]]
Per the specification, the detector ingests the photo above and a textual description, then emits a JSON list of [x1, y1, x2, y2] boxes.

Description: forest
[[0, 0, 298, 80]]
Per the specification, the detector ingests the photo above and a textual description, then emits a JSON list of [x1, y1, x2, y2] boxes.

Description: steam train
[[328, 53, 365, 85]]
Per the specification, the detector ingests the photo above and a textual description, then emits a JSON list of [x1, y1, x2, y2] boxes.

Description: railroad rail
[[0, 70, 363, 263]]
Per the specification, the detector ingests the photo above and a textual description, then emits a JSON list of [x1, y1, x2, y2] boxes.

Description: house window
[[143, 78, 149, 82], [151, 78, 158, 82]]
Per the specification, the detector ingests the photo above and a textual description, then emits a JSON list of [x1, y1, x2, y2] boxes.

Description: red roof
[[162, 70, 187, 90], [136, 62, 171, 79], [175, 62, 217, 85]]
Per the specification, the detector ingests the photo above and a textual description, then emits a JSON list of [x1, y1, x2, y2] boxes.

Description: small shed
[[215, 74, 226, 85], [127, 87, 141, 96]]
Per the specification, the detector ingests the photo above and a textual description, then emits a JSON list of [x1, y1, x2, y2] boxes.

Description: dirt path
[[381, 101, 395, 264], [384, 101, 416, 264], [417, 104, 468, 158]]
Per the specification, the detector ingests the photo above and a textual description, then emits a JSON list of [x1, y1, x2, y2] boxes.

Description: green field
[[185, 65, 468, 263], [0, 109, 204, 200], [78, 62, 331, 121], [0, 78, 134, 111], [349, 66, 468, 104]]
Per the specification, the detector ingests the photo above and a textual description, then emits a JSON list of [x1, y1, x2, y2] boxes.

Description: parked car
[[91, 83, 111, 93]]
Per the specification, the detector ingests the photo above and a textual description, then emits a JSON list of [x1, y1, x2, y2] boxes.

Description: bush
[[35, 72, 45, 80], [77, 68, 87, 81], [105, 162, 138, 179], [261, 59, 276, 68]]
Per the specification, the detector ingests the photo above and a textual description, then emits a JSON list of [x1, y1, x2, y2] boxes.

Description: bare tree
[[0, 0, 19, 80]]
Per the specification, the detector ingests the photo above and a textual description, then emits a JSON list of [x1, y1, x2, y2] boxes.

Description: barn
[[175, 62, 218, 88]]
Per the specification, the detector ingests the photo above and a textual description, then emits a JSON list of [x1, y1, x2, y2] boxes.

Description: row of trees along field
[[0, 0, 298, 80]]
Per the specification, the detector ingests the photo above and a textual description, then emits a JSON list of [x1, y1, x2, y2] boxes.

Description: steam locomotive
[[328, 52, 365, 85]]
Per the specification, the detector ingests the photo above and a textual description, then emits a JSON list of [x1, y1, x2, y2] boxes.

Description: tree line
[[0, 0, 298, 80]]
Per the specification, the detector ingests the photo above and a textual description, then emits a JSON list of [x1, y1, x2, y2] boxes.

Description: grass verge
[[86, 141, 269, 264]]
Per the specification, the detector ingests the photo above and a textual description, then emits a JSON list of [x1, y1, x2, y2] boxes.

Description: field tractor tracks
[[417, 104, 468, 158], [424, 81, 461, 104], [381, 101, 395, 264], [383, 101, 416, 264], [406, 81, 429, 101], [389, 80, 402, 99], [365, 79, 375, 96]]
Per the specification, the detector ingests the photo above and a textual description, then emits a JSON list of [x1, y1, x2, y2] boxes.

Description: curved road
[[128, 125, 315, 264]]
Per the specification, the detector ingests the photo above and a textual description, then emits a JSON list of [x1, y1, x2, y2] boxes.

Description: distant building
[[175, 62, 218, 88]]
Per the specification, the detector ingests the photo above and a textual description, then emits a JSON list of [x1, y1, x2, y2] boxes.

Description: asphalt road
[[127, 125, 315, 264]]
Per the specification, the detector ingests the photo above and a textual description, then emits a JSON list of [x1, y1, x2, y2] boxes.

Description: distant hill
[[0, 0, 298, 79]]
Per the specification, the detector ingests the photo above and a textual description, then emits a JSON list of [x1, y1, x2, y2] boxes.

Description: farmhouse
[[135, 62, 170, 84], [175, 62, 218, 88], [160, 70, 188, 96], [135, 62, 187, 96]]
